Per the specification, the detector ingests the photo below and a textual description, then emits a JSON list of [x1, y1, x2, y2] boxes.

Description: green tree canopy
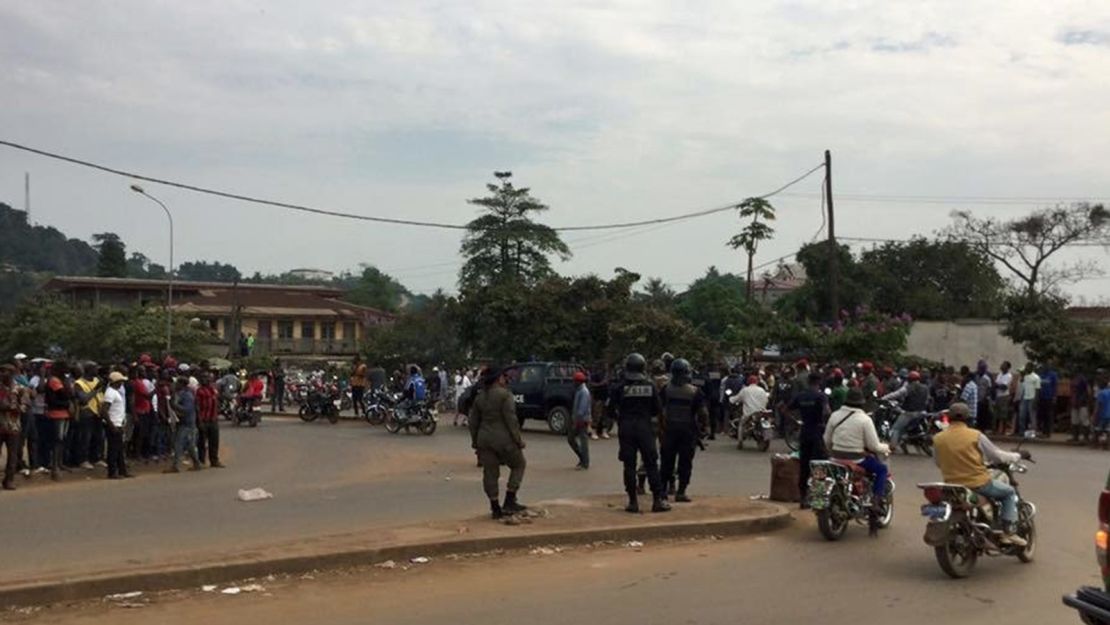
[[458, 171, 571, 291], [674, 267, 749, 342], [93, 232, 127, 278], [177, 260, 241, 282], [343, 265, 409, 313]]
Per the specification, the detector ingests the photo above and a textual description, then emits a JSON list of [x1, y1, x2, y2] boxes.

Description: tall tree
[[727, 197, 776, 300], [176, 260, 241, 282], [674, 267, 749, 342], [458, 171, 571, 291], [92, 232, 127, 278], [344, 265, 409, 312], [946, 203, 1110, 298]]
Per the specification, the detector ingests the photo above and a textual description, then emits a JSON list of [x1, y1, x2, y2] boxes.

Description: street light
[[130, 183, 174, 355]]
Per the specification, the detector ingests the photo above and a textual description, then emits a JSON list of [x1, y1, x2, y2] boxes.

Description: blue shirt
[[961, 380, 978, 420], [1097, 388, 1110, 421], [174, 388, 197, 427], [1041, 369, 1058, 400], [573, 384, 592, 425]]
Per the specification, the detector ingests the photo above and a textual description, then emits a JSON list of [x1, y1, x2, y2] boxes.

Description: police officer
[[468, 365, 527, 519], [609, 353, 670, 513], [789, 372, 830, 508], [704, 363, 723, 440], [660, 359, 707, 503]]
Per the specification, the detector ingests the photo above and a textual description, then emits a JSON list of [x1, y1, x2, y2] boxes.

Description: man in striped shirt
[[195, 373, 224, 468]]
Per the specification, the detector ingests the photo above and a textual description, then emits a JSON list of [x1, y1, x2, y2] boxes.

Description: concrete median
[[0, 495, 790, 608]]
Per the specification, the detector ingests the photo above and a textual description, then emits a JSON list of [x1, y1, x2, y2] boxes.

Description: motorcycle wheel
[[327, 408, 339, 424], [367, 408, 385, 426], [878, 479, 895, 528], [250, 413, 260, 428], [1017, 505, 1036, 563], [384, 412, 403, 434], [783, 423, 800, 452], [935, 526, 977, 578], [299, 405, 318, 422], [757, 437, 770, 452], [917, 438, 934, 457], [817, 507, 849, 541], [418, 418, 437, 436]]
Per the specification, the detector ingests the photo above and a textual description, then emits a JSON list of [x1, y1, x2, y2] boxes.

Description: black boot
[[490, 498, 503, 520], [503, 491, 527, 514], [625, 492, 640, 513], [652, 496, 671, 513], [675, 485, 691, 503], [667, 481, 676, 497]]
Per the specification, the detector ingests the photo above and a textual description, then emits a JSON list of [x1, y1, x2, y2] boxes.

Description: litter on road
[[237, 487, 274, 502], [375, 560, 397, 569], [410, 556, 431, 564], [625, 541, 644, 549], [221, 587, 242, 595], [105, 591, 143, 601], [201, 585, 217, 592]]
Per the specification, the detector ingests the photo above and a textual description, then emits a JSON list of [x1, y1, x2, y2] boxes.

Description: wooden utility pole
[[825, 149, 839, 320]]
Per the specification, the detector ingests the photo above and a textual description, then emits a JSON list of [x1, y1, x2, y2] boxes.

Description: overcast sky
[[2, 1, 1109, 300]]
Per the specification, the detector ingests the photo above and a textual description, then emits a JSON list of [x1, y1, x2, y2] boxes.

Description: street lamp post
[[130, 184, 174, 355]]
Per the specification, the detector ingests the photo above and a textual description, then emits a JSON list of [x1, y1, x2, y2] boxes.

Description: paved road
[[2, 414, 1106, 620]]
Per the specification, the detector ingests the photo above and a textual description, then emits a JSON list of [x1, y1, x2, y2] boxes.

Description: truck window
[[519, 365, 544, 385]]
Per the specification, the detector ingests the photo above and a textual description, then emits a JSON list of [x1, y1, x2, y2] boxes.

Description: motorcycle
[[873, 400, 947, 456], [807, 456, 895, 540], [917, 460, 1036, 578], [363, 388, 398, 426], [384, 400, 437, 435], [219, 395, 237, 422], [233, 397, 262, 428], [299, 386, 340, 424], [732, 408, 775, 452]]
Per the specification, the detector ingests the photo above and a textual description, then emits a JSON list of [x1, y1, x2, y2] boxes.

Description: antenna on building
[[24, 172, 30, 218]]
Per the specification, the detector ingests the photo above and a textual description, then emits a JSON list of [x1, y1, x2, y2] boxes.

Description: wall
[[905, 320, 1028, 368]]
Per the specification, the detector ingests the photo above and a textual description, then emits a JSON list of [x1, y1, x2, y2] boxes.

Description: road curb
[[0, 503, 791, 608]]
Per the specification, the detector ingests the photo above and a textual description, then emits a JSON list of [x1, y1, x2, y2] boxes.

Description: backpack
[[410, 376, 427, 401]]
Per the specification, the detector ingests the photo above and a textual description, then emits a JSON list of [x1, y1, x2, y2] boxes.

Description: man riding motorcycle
[[932, 402, 1031, 546], [880, 370, 931, 451], [397, 365, 427, 420], [731, 375, 769, 433], [823, 387, 890, 534]]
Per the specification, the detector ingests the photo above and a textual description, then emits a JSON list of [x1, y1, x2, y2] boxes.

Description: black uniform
[[660, 382, 707, 495], [704, 370, 723, 437], [610, 375, 664, 499], [789, 387, 829, 502]]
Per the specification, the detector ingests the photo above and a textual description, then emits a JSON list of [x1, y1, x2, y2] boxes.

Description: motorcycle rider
[[732, 375, 770, 436], [880, 370, 931, 452], [823, 387, 890, 535], [609, 353, 670, 514], [933, 402, 1030, 546], [468, 365, 527, 519], [397, 365, 427, 421], [659, 359, 707, 503], [859, 361, 880, 412]]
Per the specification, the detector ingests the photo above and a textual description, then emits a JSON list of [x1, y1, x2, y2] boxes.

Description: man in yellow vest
[[933, 402, 1031, 546]]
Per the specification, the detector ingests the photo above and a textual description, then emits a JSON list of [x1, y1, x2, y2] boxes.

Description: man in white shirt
[[732, 375, 769, 421], [993, 361, 1014, 435], [101, 372, 132, 480], [1018, 364, 1040, 439], [823, 387, 890, 532]]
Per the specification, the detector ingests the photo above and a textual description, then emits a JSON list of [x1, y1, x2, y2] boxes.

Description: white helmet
[[14, 353, 27, 361]]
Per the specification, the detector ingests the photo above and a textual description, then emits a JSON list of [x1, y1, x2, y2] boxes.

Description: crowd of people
[[0, 352, 245, 490]]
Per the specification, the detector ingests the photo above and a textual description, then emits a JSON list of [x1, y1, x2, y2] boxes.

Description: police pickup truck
[[504, 361, 586, 434]]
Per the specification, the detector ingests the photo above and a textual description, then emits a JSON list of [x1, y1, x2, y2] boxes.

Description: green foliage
[[362, 293, 466, 370], [635, 277, 677, 311], [0, 203, 98, 275], [728, 197, 777, 298], [458, 172, 571, 291], [800, 308, 913, 362], [177, 260, 241, 282], [343, 265, 409, 312], [674, 267, 749, 342], [0, 270, 49, 313], [776, 242, 867, 321], [126, 252, 167, 279], [0, 295, 212, 363], [1003, 294, 1110, 373], [92, 232, 127, 278]]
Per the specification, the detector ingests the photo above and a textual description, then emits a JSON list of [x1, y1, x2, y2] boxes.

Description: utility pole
[[824, 149, 839, 320], [24, 172, 29, 218]]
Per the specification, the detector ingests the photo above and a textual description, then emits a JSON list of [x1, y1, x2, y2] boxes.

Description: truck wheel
[[546, 406, 570, 434]]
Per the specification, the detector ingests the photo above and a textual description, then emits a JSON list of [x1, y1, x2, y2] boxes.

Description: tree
[[946, 203, 1110, 298], [636, 277, 677, 310], [1002, 293, 1110, 372], [727, 197, 776, 300], [126, 252, 167, 279], [343, 265, 409, 312], [362, 292, 466, 369], [0, 203, 98, 276], [176, 260, 241, 283], [776, 242, 868, 321], [458, 171, 571, 291], [674, 267, 749, 342], [92, 232, 127, 278], [858, 238, 1005, 319]]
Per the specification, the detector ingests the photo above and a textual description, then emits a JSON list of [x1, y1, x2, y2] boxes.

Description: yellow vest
[[75, 378, 102, 415], [933, 422, 990, 489]]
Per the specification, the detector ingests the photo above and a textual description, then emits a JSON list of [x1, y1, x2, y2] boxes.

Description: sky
[[2, 1, 1109, 300]]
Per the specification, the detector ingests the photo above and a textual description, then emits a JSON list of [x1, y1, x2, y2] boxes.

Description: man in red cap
[[860, 361, 880, 412], [569, 371, 591, 469]]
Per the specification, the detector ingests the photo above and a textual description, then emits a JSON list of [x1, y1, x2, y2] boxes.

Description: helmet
[[661, 352, 674, 367], [651, 359, 666, 375], [624, 353, 646, 376], [898, 368, 909, 378], [670, 358, 691, 381], [13, 353, 26, 361], [908, 370, 921, 381]]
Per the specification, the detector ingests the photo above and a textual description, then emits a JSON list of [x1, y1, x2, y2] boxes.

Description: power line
[[0, 139, 822, 233], [777, 191, 1110, 206]]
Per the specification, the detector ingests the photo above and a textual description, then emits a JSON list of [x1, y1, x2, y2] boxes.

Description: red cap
[[573, 372, 587, 383], [861, 361, 873, 372], [831, 368, 843, 378], [747, 375, 759, 386], [908, 370, 921, 381]]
